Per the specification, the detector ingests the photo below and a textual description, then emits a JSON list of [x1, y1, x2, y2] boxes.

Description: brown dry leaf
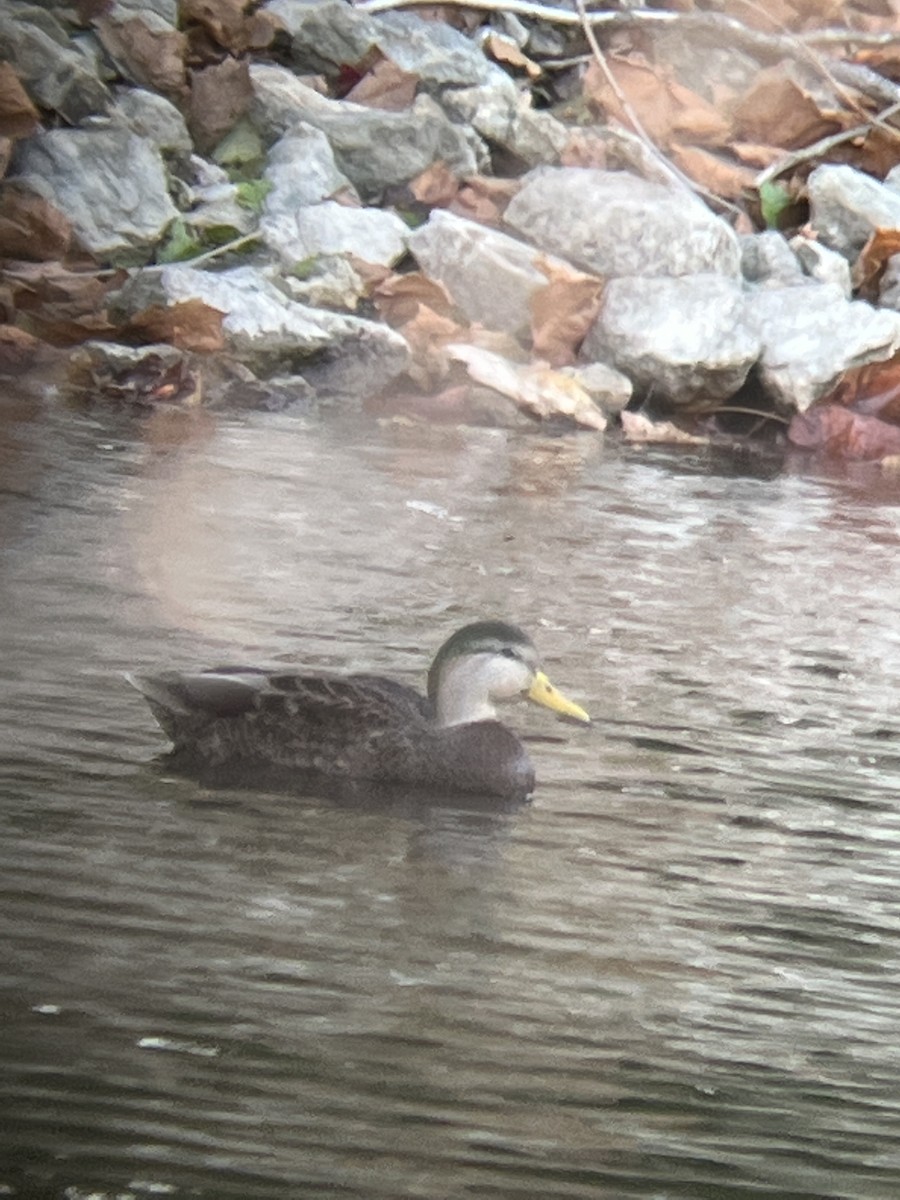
[[187, 58, 252, 155], [398, 305, 469, 388], [530, 258, 604, 367], [584, 55, 731, 150], [824, 353, 900, 422], [621, 411, 708, 444], [0, 138, 11, 179], [181, 0, 259, 54], [448, 343, 607, 430], [373, 273, 460, 325], [344, 56, 419, 111], [733, 65, 848, 150], [853, 229, 900, 298], [789, 404, 900, 460], [0, 187, 72, 262], [410, 161, 460, 207], [449, 176, 520, 225], [0, 324, 45, 374], [561, 130, 609, 169], [2, 262, 122, 344], [122, 300, 226, 353], [484, 33, 542, 79], [94, 15, 186, 96], [730, 141, 785, 169], [670, 145, 758, 200], [831, 125, 900, 181], [0, 63, 39, 138]]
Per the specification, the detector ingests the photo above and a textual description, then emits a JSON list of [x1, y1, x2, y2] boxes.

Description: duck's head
[[427, 620, 590, 728]]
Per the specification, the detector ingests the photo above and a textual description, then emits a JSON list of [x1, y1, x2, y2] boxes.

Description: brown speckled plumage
[[130, 621, 589, 797]]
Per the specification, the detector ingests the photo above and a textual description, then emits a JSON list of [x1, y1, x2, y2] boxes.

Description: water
[[4, 391, 900, 1198]]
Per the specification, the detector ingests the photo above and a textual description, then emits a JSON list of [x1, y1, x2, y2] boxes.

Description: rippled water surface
[[4, 392, 900, 1199]]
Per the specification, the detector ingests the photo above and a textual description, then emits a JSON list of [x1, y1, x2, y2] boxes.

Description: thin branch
[[573, 0, 742, 217], [756, 98, 900, 188], [185, 232, 263, 268], [356, 0, 676, 23]]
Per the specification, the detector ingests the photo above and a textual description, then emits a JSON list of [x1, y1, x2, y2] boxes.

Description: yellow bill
[[527, 671, 590, 724]]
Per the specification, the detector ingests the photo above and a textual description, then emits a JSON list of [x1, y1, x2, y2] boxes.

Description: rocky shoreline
[[3, 0, 900, 457]]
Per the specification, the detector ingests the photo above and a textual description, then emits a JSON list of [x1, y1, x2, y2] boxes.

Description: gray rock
[[112, 86, 192, 155], [879, 255, 900, 310], [249, 64, 482, 199], [268, 2, 499, 88], [260, 128, 408, 268], [442, 86, 570, 168], [371, 10, 501, 87], [745, 282, 900, 412], [184, 175, 256, 240], [505, 168, 741, 278], [789, 235, 852, 296], [409, 209, 576, 335], [0, 11, 111, 123], [110, 265, 409, 403], [109, 0, 178, 23], [263, 126, 355, 210], [280, 255, 367, 311], [582, 274, 758, 408], [808, 164, 900, 259], [561, 362, 632, 414], [13, 126, 177, 264], [740, 231, 804, 286], [265, 0, 381, 74], [263, 199, 409, 269]]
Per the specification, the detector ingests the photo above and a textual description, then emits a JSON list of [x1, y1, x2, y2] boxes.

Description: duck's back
[[130, 668, 534, 796]]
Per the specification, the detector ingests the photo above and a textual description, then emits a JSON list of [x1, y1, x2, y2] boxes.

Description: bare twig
[[186, 232, 262, 268], [756, 98, 900, 188], [572, 0, 742, 217]]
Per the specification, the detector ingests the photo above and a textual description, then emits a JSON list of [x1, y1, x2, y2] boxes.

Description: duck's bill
[[527, 671, 591, 724]]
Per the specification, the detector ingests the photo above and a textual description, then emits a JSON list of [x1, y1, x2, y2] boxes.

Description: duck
[[129, 620, 590, 797]]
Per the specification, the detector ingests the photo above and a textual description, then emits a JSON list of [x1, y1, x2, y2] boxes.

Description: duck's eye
[[500, 647, 519, 660]]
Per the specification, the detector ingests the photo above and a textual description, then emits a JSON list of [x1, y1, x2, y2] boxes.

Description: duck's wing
[[129, 667, 431, 742]]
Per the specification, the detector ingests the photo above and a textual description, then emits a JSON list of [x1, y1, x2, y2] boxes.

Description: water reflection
[[3, 394, 900, 1197]]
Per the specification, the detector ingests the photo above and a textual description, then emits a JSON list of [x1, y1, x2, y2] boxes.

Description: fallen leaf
[[484, 33, 542, 79], [2, 262, 122, 344], [449, 176, 519, 226], [0, 186, 72, 262], [398, 305, 469, 388], [530, 258, 604, 367], [373, 272, 460, 325], [121, 300, 226, 353], [188, 58, 253, 155], [180, 0, 272, 54], [0, 324, 45, 374], [584, 54, 732, 149], [448, 343, 607, 430], [344, 56, 419, 111], [0, 62, 39, 138], [730, 142, 785, 169], [561, 130, 609, 169], [94, 15, 187, 96], [853, 229, 900, 298], [670, 145, 758, 201], [410, 161, 460, 208], [621, 411, 708, 444], [788, 404, 900, 460], [67, 346, 202, 407], [733, 65, 847, 150], [823, 353, 900, 422]]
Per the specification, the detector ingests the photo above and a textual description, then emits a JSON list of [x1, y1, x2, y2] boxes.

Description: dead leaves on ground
[[372, 260, 608, 426], [788, 355, 900, 461]]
